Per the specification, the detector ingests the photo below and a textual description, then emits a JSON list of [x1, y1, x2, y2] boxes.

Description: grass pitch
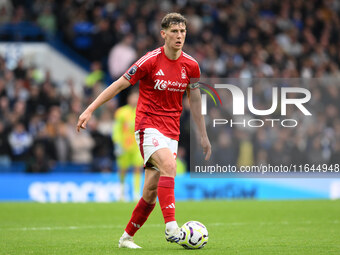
[[0, 200, 339, 255]]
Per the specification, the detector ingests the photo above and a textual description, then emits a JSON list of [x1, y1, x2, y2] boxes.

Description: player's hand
[[201, 136, 211, 161], [77, 110, 92, 132]]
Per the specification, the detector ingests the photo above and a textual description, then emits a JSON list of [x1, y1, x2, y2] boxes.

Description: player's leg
[[148, 148, 177, 222], [141, 167, 159, 203], [148, 147, 184, 243], [118, 168, 158, 248], [119, 128, 179, 248]]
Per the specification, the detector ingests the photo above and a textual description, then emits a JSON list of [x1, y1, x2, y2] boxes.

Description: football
[[180, 221, 209, 249]]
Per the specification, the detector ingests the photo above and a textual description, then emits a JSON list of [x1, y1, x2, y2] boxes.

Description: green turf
[[0, 200, 340, 255]]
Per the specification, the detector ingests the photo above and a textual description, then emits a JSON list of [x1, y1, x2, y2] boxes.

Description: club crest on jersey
[[128, 65, 138, 76], [181, 67, 187, 79]]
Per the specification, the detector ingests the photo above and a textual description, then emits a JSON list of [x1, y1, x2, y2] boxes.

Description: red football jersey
[[123, 46, 200, 140]]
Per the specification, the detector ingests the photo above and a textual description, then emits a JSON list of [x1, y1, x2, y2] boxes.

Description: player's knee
[[161, 160, 177, 177]]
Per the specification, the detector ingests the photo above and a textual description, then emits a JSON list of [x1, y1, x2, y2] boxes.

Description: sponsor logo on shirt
[[154, 79, 187, 92], [154, 79, 168, 90]]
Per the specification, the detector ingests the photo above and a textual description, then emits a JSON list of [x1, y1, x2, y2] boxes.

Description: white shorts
[[135, 128, 178, 170]]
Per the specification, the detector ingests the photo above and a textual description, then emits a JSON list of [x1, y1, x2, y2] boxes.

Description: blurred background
[[0, 0, 339, 202]]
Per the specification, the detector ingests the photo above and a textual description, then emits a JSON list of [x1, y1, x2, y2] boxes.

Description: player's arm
[[187, 86, 211, 161], [77, 76, 130, 132]]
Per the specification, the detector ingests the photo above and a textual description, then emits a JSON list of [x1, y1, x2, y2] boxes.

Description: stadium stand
[[0, 0, 339, 172]]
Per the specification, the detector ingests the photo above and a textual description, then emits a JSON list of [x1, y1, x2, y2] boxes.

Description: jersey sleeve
[[189, 62, 201, 84], [123, 53, 153, 85], [192, 62, 201, 79]]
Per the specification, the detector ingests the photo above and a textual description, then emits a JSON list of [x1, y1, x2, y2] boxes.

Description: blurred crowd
[[0, 0, 340, 172], [190, 78, 340, 168], [3, 0, 340, 78], [0, 55, 116, 172]]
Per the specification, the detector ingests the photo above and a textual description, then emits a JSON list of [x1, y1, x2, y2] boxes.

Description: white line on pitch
[[2, 220, 338, 232]]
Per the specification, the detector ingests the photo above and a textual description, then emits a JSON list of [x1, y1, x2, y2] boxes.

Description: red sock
[[125, 197, 155, 236], [158, 176, 176, 223]]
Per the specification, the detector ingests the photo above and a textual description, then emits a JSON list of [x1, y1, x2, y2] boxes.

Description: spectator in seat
[[8, 122, 33, 161]]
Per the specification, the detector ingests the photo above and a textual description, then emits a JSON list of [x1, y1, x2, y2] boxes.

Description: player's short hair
[[161, 13, 187, 29]]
